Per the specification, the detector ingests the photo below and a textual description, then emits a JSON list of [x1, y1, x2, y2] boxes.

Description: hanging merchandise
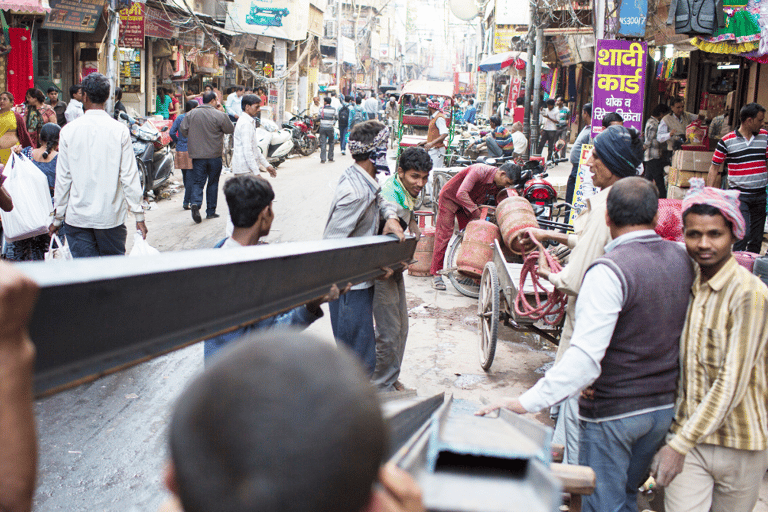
[[741, 0, 768, 62], [691, 0, 760, 53], [6, 28, 32, 106], [668, 0, 726, 36], [0, 12, 10, 55]]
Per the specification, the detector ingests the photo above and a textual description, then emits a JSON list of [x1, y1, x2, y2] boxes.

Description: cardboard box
[[667, 185, 688, 200], [671, 150, 715, 173], [668, 168, 709, 188]]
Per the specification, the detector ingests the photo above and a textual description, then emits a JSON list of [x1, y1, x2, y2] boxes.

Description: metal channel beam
[[381, 392, 445, 459], [16, 235, 416, 396]]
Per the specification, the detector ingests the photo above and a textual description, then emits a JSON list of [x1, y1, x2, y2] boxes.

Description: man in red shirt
[[431, 163, 515, 290]]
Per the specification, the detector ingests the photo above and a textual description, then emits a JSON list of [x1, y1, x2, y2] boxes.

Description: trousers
[[538, 129, 559, 160], [329, 287, 376, 375], [372, 271, 408, 390], [732, 188, 766, 253], [339, 125, 348, 152], [664, 443, 768, 512], [319, 126, 335, 162], [191, 157, 223, 216], [643, 158, 667, 199], [430, 203, 471, 275], [65, 223, 127, 258]]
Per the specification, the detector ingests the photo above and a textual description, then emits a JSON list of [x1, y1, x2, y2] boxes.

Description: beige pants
[[665, 443, 768, 512]]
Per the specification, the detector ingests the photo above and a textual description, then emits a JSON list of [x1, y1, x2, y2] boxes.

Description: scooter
[[121, 113, 174, 195], [256, 118, 294, 167]]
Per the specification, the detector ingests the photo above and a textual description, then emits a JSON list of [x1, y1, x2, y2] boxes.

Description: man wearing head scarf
[[323, 120, 405, 375], [418, 99, 449, 171], [520, 125, 644, 465], [651, 179, 768, 512]]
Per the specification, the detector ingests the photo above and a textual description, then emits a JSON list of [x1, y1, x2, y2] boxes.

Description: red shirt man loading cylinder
[[430, 164, 515, 290]]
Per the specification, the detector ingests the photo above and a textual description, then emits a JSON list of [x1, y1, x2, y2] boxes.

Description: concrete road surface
[[31, 150, 768, 511]]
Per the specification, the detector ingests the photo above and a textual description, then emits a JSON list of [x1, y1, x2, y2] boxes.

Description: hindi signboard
[[119, 3, 145, 48], [43, 0, 104, 33], [591, 40, 647, 138], [569, 144, 598, 225]]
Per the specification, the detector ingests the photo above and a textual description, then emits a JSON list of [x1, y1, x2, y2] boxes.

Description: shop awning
[[1, 0, 49, 13], [477, 51, 549, 72]]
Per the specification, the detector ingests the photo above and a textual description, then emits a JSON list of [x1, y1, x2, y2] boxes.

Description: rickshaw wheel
[[478, 261, 500, 371]]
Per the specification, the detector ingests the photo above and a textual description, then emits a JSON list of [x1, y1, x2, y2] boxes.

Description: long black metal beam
[[16, 235, 416, 397]]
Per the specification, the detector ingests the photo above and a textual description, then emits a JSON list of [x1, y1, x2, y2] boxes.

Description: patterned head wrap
[[682, 178, 746, 239], [427, 100, 440, 110], [348, 125, 391, 175]]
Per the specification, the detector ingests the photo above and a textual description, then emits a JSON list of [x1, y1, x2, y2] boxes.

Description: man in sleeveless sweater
[[478, 177, 695, 512]]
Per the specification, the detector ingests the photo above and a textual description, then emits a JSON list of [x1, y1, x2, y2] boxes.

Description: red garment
[[6, 28, 33, 106], [513, 106, 525, 125], [260, 94, 267, 106], [169, 96, 180, 121], [430, 204, 471, 275]]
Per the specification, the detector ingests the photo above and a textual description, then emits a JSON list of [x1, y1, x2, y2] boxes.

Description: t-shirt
[[557, 106, 570, 129], [712, 129, 768, 190], [542, 107, 559, 131]]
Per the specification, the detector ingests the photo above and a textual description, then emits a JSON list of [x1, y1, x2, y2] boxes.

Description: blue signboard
[[617, 0, 648, 38]]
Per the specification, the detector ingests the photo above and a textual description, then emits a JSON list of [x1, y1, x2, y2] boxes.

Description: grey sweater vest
[[579, 234, 695, 420]]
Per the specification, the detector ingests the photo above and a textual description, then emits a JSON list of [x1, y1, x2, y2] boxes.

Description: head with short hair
[[202, 91, 217, 105], [235, 85, 245, 93], [739, 102, 766, 125], [516, 96, 524, 106], [69, 85, 83, 100], [241, 94, 261, 109], [47, 86, 58, 95], [651, 104, 670, 118], [324, 96, 332, 105], [511, 121, 523, 132], [602, 112, 624, 128], [168, 332, 385, 512], [185, 100, 198, 112], [546, 99, 556, 108], [397, 147, 432, 197], [582, 103, 592, 117], [204, 84, 214, 93], [489, 115, 501, 128], [224, 174, 275, 229], [355, 97, 362, 105], [81, 73, 111, 105], [671, 99, 684, 116], [469, 98, 474, 105], [349, 120, 386, 162], [606, 177, 658, 228]]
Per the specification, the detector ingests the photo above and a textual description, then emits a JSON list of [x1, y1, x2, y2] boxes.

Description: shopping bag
[[0, 152, 53, 241], [129, 231, 160, 256], [44, 234, 72, 261]]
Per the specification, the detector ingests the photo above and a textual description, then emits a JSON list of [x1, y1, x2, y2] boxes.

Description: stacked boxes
[[668, 150, 715, 199]]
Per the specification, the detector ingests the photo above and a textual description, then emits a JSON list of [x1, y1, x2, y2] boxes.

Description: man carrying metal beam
[[478, 178, 695, 512], [324, 120, 405, 375]]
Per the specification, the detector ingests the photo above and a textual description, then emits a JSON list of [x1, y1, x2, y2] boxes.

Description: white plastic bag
[[129, 232, 159, 256], [45, 234, 72, 261], [0, 152, 54, 241]]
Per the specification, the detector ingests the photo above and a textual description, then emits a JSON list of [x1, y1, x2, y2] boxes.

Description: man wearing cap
[[517, 125, 645, 465], [651, 178, 768, 512], [418, 100, 449, 171], [478, 178, 695, 512]]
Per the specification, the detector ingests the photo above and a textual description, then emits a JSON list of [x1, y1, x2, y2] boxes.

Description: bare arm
[[707, 163, 722, 188], [0, 185, 12, 212]]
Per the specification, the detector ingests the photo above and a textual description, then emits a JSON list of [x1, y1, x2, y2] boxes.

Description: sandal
[[433, 276, 446, 290]]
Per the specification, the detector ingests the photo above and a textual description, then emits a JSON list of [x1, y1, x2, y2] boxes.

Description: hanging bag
[[0, 152, 54, 241], [45, 234, 72, 261]]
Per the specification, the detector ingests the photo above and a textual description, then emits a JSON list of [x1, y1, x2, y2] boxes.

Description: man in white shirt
[[510, 122, 528, 157], [64, 84, 84, 123], [309, 96, 321, 118], [50, 73, 146, 258], [364, 93, 380, 120], [231, 95, 275, 178], [657, 99, 696, 152], [225, 86, 244, 120], [329, 91, 342, 112], [538, 98, 559, 160]]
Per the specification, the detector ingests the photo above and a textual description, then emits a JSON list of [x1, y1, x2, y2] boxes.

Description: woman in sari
[[24, 88, 57, 148], [0, 92, 33, 165]]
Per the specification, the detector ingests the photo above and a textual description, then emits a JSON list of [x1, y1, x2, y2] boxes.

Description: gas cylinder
[[456, 219, 501, 279], [496, 196, 539, 254], [408, 210, 436, 277]]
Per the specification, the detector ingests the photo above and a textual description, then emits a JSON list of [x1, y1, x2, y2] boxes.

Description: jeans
[[732, 188, 766, 253], [65, 223, 128, 258], [552, 396, 580, 465], [565, 163, 579, 205], [191, 157, 223, 216], [181, 168, 193, 207], [372, 271, 408, 390], [643, 158, 667, 199], [339, 125, 348, 153], [329, 287, 376, 375], [579, 407, 675, 512], [319, 126, 335, 162], [538, 129, 559, 160]]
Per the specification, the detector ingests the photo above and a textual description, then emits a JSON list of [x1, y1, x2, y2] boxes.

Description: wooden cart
[[478, 239, 563, 371]]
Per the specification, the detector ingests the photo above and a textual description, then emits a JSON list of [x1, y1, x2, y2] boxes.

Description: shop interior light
[[717, 64, 740, 70], [664, 45, 674, 59]]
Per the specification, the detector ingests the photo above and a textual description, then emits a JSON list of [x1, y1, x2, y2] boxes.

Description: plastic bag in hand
[[45, 234, 72, 261], [0, 152, 53, 241], [129, 231, 160, 256]]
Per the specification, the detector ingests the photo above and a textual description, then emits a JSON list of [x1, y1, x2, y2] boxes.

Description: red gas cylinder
[[408, 210, 436, 277], [456, 219, 501, 279], [496, 196, 539, 254]]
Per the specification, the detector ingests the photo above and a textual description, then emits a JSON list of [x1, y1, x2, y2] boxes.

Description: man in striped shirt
[[651, 179, 768, 511], [706, 102, 768, 253]]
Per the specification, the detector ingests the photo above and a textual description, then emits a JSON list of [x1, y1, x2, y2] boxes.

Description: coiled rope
[[513, 228, 568, 326]]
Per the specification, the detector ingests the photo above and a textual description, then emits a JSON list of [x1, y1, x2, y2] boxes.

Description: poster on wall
[[119, 3, 145, 48], [569, 144, 598, 225], [591, 39, 647, 138], [43, 0, 103, 33], [225, 0, 309, 41]]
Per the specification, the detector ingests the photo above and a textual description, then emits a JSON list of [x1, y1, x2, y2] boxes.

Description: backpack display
[[338, 104, 350, 126]]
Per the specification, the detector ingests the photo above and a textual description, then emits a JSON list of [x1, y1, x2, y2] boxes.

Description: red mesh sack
[[733, 251, 758, 272], [655, 199, 684, 242]]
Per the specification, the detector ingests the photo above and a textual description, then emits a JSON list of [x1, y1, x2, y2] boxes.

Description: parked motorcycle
[[283, 110, 318, 156], [256, 118, 294, 167], [121, 113, 174, 195]]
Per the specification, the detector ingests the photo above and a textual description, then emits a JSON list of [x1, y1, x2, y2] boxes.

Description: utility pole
[[531, 24, 543, 156], [336, 0, 342, 93], [522, 6, 535, 158], [105, 0, 120, 115]]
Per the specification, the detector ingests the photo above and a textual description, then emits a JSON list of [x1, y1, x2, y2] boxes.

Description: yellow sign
[[493, 25, 521, 54], [568, 144, 597, 225]]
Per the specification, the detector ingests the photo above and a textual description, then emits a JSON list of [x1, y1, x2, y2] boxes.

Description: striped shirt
[[669, 257, 768, 455], [323, 164, 398, 290], [712, 129, 768, 190], [492, 125, 514, 151]]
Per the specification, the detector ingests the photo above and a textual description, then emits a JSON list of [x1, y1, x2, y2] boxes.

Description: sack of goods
[[0, 153, 54, 241]]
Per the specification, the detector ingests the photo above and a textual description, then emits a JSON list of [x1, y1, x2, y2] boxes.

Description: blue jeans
[[339, 125, 348, 152], [181, 169, 193, 207], [65, 223, 128, 258], [329, 287, 375, 375], [579, 407, 675, 512], [191, 157, 223, 216]]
